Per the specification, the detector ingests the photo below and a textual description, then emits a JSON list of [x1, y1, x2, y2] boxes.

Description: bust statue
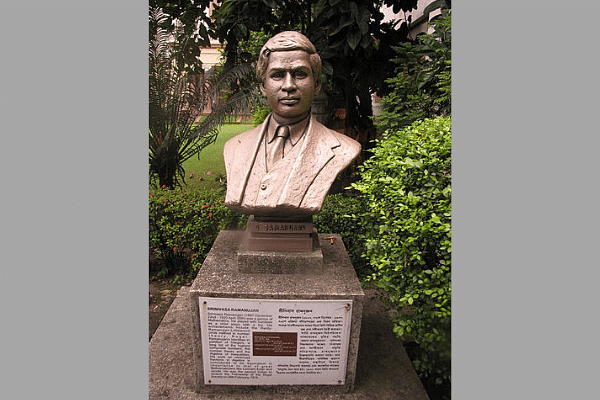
[[224, 31, 361, 218]]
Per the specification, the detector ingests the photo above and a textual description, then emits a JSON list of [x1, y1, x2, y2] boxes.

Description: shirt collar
[[267, 113, 310, 146]]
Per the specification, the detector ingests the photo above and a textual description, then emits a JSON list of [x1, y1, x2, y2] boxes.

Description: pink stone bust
[[224, 31, 360, 217]]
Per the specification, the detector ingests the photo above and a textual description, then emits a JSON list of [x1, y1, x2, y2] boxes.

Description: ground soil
[[149, 279, 180, 341], [149, 246, 194, 341]]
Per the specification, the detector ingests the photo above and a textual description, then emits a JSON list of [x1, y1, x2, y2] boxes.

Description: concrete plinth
[[237, 231, 324, 274], [189, 231, 365, 395], [237, 216, 324, 273]]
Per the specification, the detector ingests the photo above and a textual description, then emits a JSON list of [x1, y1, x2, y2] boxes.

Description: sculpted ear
[[260, 81, 267, 98]]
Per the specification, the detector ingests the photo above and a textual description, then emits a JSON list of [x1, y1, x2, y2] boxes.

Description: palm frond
[[149, 6, 257, 188]]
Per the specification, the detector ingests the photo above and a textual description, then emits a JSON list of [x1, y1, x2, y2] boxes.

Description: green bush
[[149, 186, 246, 280], [352, 116, 451, 386], [313, 193, 372, 279], [251, 104, 271, 126]]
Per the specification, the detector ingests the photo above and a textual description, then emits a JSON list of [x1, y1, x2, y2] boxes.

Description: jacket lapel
[[278, 115, 340, 208], [227, 116, 270, 204]]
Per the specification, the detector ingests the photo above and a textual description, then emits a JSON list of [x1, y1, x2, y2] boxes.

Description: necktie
[[268, 125, 290, 170]]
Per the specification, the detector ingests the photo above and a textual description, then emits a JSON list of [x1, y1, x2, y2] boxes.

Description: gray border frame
[[2, 1, 148, 398], [454, 1, 599, 399]]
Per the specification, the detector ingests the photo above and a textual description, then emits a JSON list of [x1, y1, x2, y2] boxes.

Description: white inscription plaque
[[199, 297, 353, 385]]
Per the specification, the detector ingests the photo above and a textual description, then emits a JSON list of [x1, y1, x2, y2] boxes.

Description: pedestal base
[[189, 231, 364, 395], [237, 216, 324, 274], [237, 231, 323, 274]]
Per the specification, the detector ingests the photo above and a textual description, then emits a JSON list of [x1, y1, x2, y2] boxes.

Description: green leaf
[[330, 14, 353, 36], [322, 60, 333, 76], [360, 33, 371, 49], [424, 0, 448, 15], [358, 8, 370, 35], [347, 28, 361, 50], [349, 1, 358, 19], [262, 0, 277, 8]]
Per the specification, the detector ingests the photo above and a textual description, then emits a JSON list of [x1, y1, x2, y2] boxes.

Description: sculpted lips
[[280, 97, 300, 105]]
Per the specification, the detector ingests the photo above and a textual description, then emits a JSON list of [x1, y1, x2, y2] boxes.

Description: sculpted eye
[[294, 71, 308, 79], [270, 71, 284, 79]]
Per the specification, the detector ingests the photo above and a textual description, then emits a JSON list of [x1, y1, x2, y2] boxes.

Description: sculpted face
[[260, 50, 320, 125]]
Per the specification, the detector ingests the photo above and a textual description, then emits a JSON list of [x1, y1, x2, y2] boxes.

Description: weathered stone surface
[[237, 230, 324, 273], [190, 231, 361, 297], [237, 247, 324, 274], [189, 231, 364, 394], [243, 231, 315, 251]]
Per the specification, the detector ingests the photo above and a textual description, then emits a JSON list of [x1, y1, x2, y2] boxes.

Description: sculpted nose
[[282, 73, 296, 92]]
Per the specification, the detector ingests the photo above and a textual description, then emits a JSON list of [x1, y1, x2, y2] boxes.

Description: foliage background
[[313, 193, 372, 278], [149, 6, 257, 189], [375, 9, 451, 132]]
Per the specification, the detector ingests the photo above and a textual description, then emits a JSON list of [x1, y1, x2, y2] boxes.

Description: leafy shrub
[[313, 193, 372, 279], [352, 116, 451, 386], [251, 104, 271, 126], [149, 186, 246, 280]]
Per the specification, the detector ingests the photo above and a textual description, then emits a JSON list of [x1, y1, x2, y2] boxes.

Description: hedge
[[352, 116, 451, 385]]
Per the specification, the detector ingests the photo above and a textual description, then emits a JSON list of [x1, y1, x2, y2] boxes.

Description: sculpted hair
[[256, 31, 322, 86]]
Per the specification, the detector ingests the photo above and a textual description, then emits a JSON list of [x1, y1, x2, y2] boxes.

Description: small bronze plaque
[[253, 332, 297, 356], [248, 220, 313, 234]]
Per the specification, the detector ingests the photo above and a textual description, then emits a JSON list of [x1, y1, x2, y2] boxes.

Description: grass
[[180, 123, 253, 191]]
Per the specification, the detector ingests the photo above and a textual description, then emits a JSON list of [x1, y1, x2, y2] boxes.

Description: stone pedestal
[[237, 216, 323, 274], [189, 230, 364, 395]]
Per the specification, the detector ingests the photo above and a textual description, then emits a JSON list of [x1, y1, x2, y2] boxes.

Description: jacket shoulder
[[333, 130, 361, 156], [326, 127, 361, 160], [312, 119, 361, 153], [224, 125, 262, 155]]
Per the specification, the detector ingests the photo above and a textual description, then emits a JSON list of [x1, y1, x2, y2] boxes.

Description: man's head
[[256, 31, 322, 86], [257, 31, 322, 124]]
